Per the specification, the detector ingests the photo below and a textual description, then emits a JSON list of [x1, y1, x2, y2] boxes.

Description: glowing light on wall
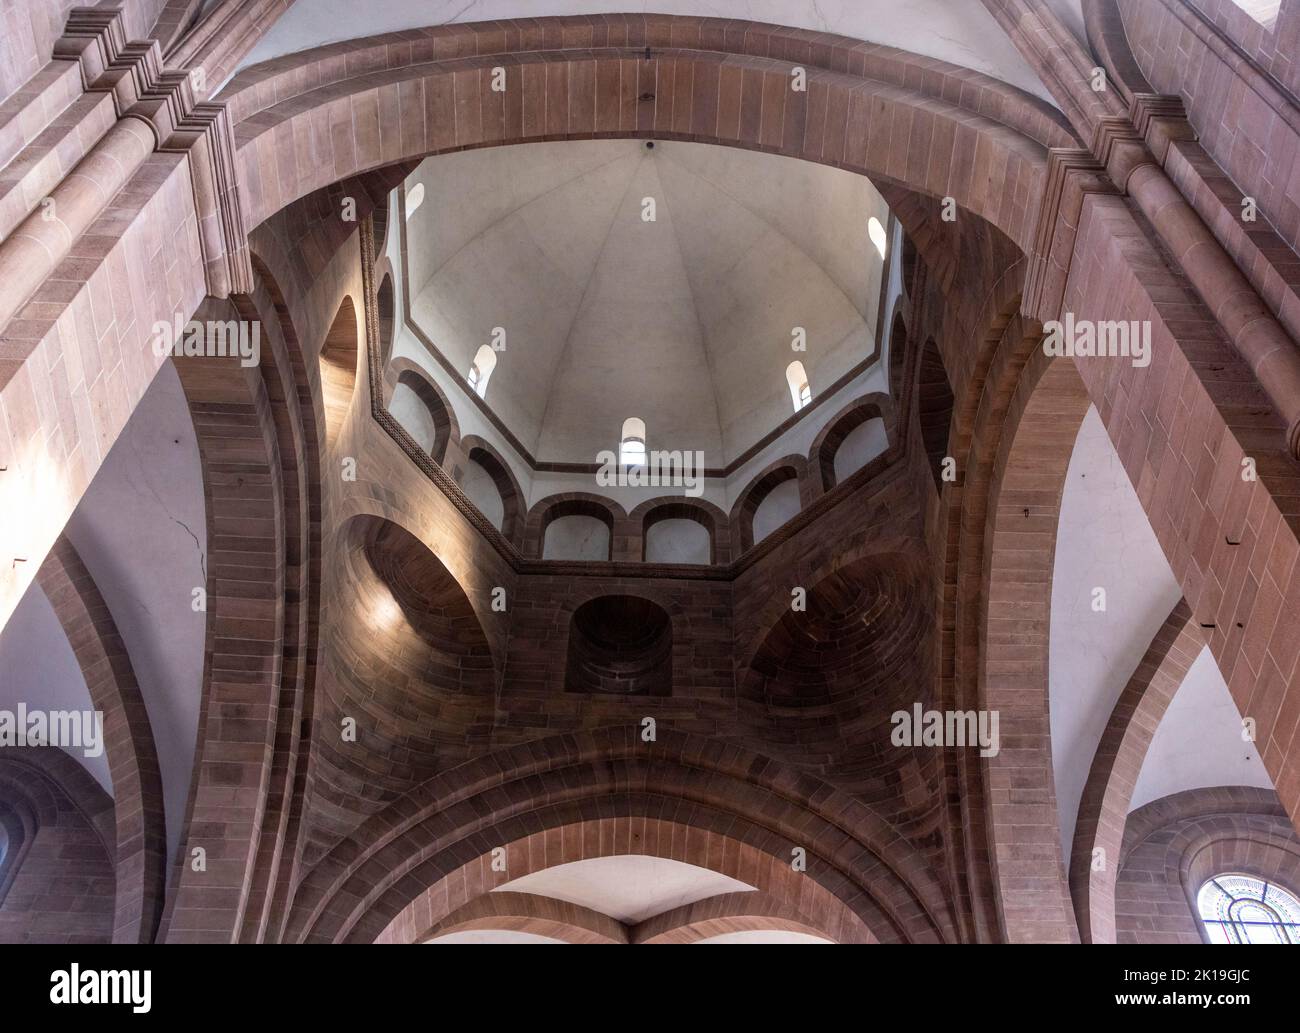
[[868, 216, 887, 258], [405, 182, 426, 219], [786, 361, 811, 412]]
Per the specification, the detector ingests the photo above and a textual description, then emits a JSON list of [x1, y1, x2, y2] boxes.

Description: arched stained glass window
[[1197, 874, 1300, 944]]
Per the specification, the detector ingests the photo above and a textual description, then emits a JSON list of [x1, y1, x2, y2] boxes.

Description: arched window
[[405, 181, 426, 219], [786, 361, 811, 412], [868, 216, 887, 258], [1197, 874, 1300, 943], [620, 417, 646, 466], [467, 344, 497, 398]]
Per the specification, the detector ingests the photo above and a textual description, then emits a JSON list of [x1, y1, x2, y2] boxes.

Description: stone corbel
[[1022, 147, 1116, 324]]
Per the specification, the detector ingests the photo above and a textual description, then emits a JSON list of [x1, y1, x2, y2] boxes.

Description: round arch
[[227, 17, 1065, 253], [282, 727, 957, 944]]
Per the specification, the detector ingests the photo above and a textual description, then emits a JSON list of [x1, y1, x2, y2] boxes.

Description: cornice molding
[[1023, 147, 1116, 323], [54, 8, 253, 297]]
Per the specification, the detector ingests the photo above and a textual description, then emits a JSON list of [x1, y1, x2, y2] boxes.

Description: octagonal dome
[[403, 139, 890, 465]]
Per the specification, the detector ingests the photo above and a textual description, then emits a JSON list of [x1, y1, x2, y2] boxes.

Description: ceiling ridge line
[[659, 147, 879, 326], [533, 147, 652, 456], [411, 147, 637, 298], [652, 150, 730, 464]]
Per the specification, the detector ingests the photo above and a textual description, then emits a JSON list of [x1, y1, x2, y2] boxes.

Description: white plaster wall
[[389, 379, 440, 455], [496, 855, 754, 925], [752, 478, 802, 545], [542, 515, 610, 561], [425, 930, 567, 944], [644, 518, 711, 564], [460, 459, 505, 531], [1049, 406, 1182, 857], [1130, 645, 1273, 810], [238, 0, 1059, 103], [697, 931, 833, 944], [0, 583, 109, 791], [832, 417, 889, 483], [64, 362, 207, 866]]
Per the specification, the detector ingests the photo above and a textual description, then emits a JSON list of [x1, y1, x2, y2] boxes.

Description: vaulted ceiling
[[404, 139, 888, 463]]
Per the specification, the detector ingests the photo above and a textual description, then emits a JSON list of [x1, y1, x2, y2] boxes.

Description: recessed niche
[[565, 595, 672, 696]]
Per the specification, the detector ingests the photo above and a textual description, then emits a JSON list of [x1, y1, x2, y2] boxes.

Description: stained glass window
[[1197, 874, 1300, 944]]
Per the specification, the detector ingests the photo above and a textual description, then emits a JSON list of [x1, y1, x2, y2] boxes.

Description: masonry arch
[[633, 498, 729, 565], [226, 18, 1067, 255], [810, 394, 893, 493], [282, 728, 957, 944], [384, 359, 459, 466], [731, 456, 810, 553]]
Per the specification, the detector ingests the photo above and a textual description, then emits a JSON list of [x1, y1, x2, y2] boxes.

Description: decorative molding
[[54, 8, 252, 297], [1128, 93, 1197, 164], [1023, 147, 1116, 323]]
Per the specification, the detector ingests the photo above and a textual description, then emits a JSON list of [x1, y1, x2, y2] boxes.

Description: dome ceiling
[[240, 0, 1083, 103], [404, 139, 889, 465]]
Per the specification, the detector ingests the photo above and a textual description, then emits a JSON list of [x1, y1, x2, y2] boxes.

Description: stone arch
[[303, 512, 498, 859], [418, 892, 627, 944], [384, 358, 459, 466], [227, 253, 328, 943], [633, 891, 845, 944], [33, 535, 167, 944], [741, 550, 928, 708], [0, 749, 117, 943], [162, 295, 290, 942], [400, 844, 867, 945], [227, 18, 1065, 254], [372, 190, 392, 260], [730, 455, 811, 553], [376, 270, 395, 370], [319, 293, 360, 450], [1116, 787, 1300, 943], [917, 338, 955, 490], [1070, 599, 1206, 943], [160, 279, 327, 943], [977, 346, 1091, 942], [809, 393, 894, 492], [282, 728, 956, 944], [457, 435, 525, 547], [632, 497, 730, 565], [888, 309, 909, 399], [525, 493, 625, 561]]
